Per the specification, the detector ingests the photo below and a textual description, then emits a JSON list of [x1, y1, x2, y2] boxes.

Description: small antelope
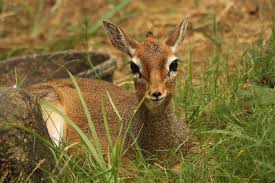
[[28, 17, 192, 156]]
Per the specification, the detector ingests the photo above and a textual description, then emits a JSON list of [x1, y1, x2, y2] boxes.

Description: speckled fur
[[133, 100, 192, 156], [28, 78, 137, 153], [134, 36, 176, 99], [28, 77, 191, 156], [28, 18, 192, 157]]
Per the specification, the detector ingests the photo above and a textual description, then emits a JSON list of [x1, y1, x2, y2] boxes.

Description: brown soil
[[0, 0, 273, 84]]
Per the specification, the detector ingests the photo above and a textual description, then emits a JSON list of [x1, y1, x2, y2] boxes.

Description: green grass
[[38, 68, 147, 182], [0, 0, 132, 60], [173, 27, 275, 182], [47, 0, 132, 52], [1, 1, 275, 182], [32, 27, 275, 182], [242, 26, 275, 88]]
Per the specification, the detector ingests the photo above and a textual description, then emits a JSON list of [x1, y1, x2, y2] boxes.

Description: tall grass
[[173, 27, 275, 182], [40, 74, 121, 182], [1, 1, 274, 182], [40, 67, 148, 182], [243, 26, 275, 88], [36, 25, 275, 182]]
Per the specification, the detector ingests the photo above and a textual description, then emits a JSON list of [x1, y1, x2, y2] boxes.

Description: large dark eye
[[130, 61, 140, 75], [169, 59, 178, 72]]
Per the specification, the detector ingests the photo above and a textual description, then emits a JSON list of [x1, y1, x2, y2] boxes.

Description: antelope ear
[[103, 20, 139, 57], [165, 17, 189, 53]]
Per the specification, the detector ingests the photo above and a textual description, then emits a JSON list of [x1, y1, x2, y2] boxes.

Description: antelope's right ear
[[103, 20, 139, 57]]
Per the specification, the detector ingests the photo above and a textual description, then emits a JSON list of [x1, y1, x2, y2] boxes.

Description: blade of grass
[[201, 129, 259, 143], [2, 120, 90, 177], [47, 0, 132, 50], [66, 70, 105, 166], [106, 90, 123, 121], [88, 0, 132, 36], [41, 101, 102, 169], [86, 54, 100, 79], [104, 90, 127, 182], [101, 100, 113, 150], [122, 94, 147, 161], [0, 122, 55, 149]]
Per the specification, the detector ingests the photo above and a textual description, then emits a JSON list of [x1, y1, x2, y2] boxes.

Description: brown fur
[[28, 78, 137, 153], [28, 77, 191, 156], [134, 36, 175, 99], [27, 18, 192, 157]]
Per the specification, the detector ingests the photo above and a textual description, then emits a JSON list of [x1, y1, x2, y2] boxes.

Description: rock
[[0, 88, 54, 182], [0, 51, 116, 87]]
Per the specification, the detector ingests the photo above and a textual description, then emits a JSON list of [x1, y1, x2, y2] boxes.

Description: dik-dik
[[28, 17, 192, 156]]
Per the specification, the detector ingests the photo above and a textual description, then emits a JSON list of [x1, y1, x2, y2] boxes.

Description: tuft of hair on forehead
[[133, 37, 173, 77], [135, 37, 172, 61], [145, 31, 154, 38]]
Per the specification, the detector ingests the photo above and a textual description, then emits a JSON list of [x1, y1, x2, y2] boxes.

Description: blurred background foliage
[[0, 0, 273, 84], [0, 0, 275, 182]]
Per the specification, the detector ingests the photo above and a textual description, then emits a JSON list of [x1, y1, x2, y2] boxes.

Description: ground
[[0, 0, 274, 182], [0, 0, 273, 83]]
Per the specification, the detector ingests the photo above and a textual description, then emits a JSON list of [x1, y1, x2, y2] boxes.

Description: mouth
[[150, 97, 165, 102], [145, 96, 166, 110]]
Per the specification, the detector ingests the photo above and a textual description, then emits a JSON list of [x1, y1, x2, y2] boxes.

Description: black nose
[[152, 91, 161, 98]]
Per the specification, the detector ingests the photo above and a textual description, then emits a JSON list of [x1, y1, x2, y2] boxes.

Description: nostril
[[152, 91, 161, 98]]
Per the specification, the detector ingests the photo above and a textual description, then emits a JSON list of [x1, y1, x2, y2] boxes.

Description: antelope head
[[103, 18, 189, 110]]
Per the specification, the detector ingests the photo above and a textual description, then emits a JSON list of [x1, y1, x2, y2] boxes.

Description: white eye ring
[[131, 56, 143, 72], [166, 56, 178, 79], [166, 55, 178, 71], [131, 56, 144, 81]]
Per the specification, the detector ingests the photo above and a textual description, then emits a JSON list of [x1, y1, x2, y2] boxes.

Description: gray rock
[[0, 88, 54, 183], [0, 51, 116, 87]]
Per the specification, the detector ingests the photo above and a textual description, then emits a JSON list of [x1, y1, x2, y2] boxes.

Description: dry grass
[[0, 0, 273, 84], [1, 1, 275, 182]]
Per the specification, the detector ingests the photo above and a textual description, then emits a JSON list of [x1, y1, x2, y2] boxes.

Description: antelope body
[[28, 18, 192, 156]]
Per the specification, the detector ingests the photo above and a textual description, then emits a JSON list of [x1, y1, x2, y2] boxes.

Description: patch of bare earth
[[107, 0, 273, 85], [0, 0, 273, 84]]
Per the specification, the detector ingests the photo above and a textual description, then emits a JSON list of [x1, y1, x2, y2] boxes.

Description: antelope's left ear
[[165, 17, 189, 53]]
